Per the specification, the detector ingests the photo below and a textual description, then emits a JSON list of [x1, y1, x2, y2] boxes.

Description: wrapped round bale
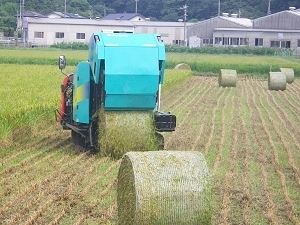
[[268, 72, 286, 91], [117, 151, 212, 225], [174, 63, 191, 70], [219, 69, 237, 87], [280, 68, 294, 84], [98, 110, 159, 159]]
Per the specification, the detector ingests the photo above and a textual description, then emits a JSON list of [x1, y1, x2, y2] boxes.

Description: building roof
[[48, 12, 86, 19], [101, 13, 145, 20], [21, 11, 48, 18], [27, 17, 193, 28], [189, 16, 252, 29], [254, 7, 300, 21], [27, 17, 135, 27], [132, 21, 194, 27], [213, 27, 300, 33], [288, 8, 300, 16], [220, 16, 253, 28]]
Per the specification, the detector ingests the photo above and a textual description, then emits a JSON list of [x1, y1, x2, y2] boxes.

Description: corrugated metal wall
[[253, 11, 300, 29], [188, 17, 248, 38]]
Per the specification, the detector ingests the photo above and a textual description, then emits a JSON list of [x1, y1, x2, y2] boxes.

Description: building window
[[255, 38, 263, 46], [222, 37, 229, 45], [271, 40, 290, 48], [298, 39, 300, 47], [240, 38, 249, 46], [215, 37, 222, 45], [271, 41, 280, 47], [230, 38, 239, 45], [202, 38, 213, 45], [76, 33, 85, 39], [55, 32, 64, 38], [172, 40, 184, 46], [281, 41, 290, 48], [34, 32, 44, 38]]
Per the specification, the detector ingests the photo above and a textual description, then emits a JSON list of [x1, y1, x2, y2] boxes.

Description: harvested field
[[1, 76, 300, 224]]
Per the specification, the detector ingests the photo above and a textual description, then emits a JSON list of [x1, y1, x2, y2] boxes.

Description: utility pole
[[65, 0, 67, 17], [135, 0, 138, 13], [180, 4, 188, 47], [218, 0, 221, 16], [267, 0, 271, 15], [21, 0, 25, 45]]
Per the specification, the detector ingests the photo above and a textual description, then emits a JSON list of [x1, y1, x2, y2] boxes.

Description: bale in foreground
[[98, 111, 159, 159], [117, 151, 212, 225], [219, 69, 237, 87], [268, 72, 286, 91], [280, 68, 294, 84]]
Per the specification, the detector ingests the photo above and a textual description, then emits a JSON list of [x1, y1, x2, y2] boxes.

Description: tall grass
[[162, 69, 193, 91], [0, 48, 86, 65], [0, 48, 299, 138], [0, 64, 73, 139], [0, 63, 189, 140]]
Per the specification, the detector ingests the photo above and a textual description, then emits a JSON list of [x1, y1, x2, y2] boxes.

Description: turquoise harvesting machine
[[56, 32, 176, 149]]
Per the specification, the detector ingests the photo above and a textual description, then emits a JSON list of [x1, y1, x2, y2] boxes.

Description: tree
[[1, 0, 300, 37]]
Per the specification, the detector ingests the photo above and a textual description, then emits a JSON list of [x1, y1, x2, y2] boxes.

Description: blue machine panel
[[73, 61, 90, 123], [104, 46, 159, 110]]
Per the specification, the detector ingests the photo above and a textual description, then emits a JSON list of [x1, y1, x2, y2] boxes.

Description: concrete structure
[[19, 8, 300, 55], [188, 7, 300, 55], [188, 14, 252, 47], [23, 17, 190, 46]]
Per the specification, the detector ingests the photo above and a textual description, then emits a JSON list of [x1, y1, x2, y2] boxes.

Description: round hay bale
[[174, 63, 191, 70], [98, 110, 159, 159], [280, 68, 294, 84], [268, 72, 286, 91], [219, 69, 237, 87], [117, 151, 212, 225]]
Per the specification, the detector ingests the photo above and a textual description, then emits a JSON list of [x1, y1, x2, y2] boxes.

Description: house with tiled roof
[[101, 13, 146, 21], [48, 12, 86, 19], [22, 11, 48, 18]]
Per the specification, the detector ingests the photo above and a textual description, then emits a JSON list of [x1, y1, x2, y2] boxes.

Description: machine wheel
[[155, 132, 164, 150], [71, 130, 89, 150], [91, 117, 99, 149]]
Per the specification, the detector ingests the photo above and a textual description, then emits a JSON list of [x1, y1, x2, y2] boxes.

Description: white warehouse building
[[23, 16, 190, 46], [188, 7, 300, 55]]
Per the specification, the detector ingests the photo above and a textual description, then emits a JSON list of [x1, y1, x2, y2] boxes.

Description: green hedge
[[49, 42, 294, 56], [165, 45, 294, 56], [50, 42, 88, 50]]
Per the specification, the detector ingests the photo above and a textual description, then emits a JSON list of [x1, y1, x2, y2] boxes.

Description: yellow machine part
[[98, 110, 160, 159]]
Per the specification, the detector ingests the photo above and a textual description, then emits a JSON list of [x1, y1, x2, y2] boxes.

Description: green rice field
[[0, 48, 299, 224]]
